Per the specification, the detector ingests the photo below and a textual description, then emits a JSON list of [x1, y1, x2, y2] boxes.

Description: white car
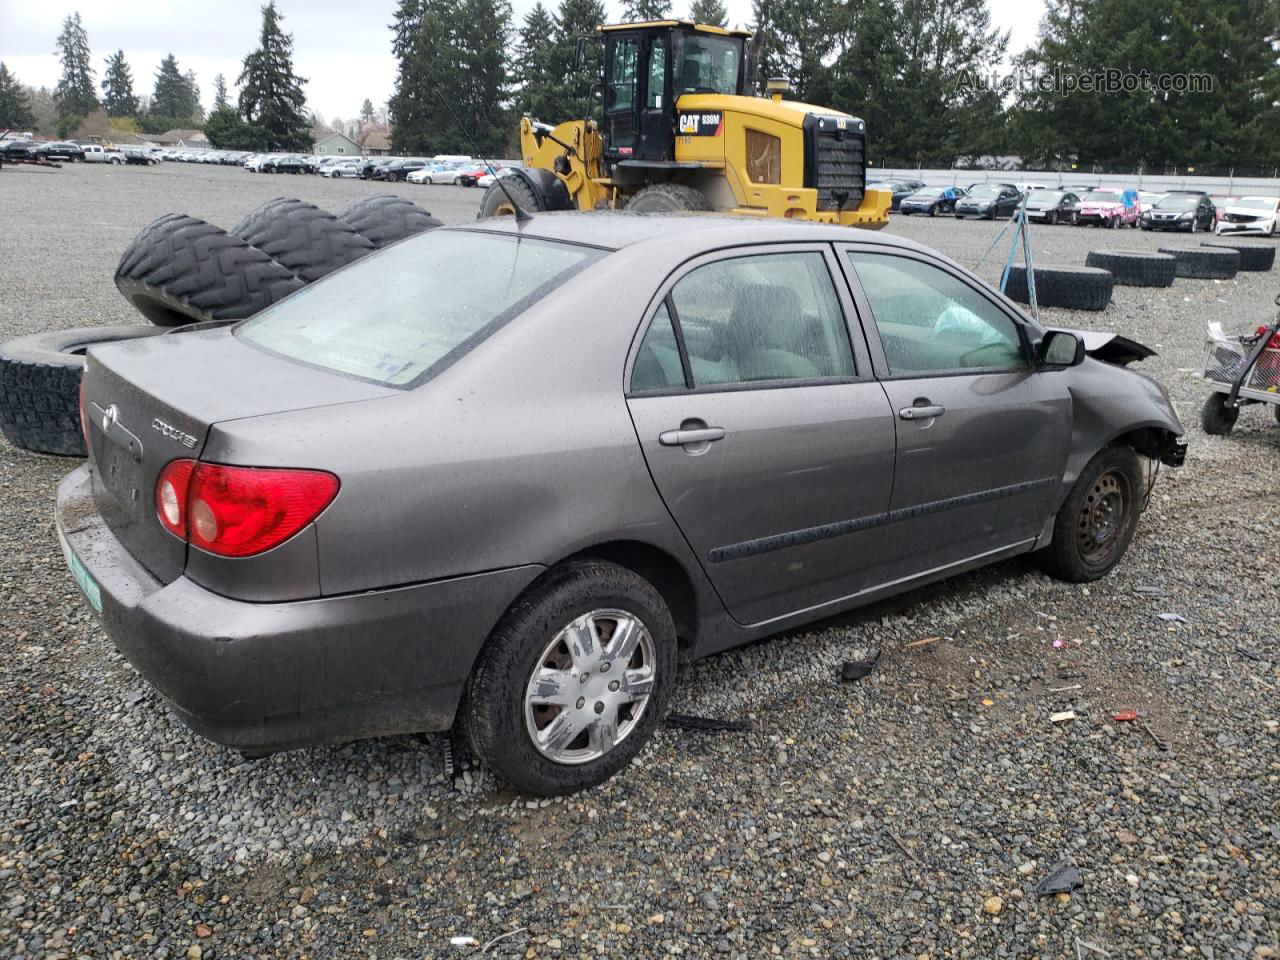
[[244, 155, 274, 172], [405, 167, 432, 184], [1215, 196, 1280, 236], [82, 144, 125, 164], [326, 160, 363, 178]]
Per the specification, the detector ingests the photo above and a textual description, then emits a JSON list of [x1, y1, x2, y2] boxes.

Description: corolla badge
[[152, 418, 198, 449], [101, 404, 119, 433]]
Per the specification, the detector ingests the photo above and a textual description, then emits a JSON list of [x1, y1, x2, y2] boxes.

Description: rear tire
[[0, 325, 166, 457], [1200, 393, 1239, 435], [231, 198, 375, 283], [335, 195, 442, 249], [115, 213, 304, 327], [625, 183, 713, 213], [463, 560, 677, 796], [1036, 445, 1142, 582]]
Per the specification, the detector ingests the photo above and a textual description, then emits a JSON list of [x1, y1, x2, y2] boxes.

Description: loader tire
[[115, 213, 304, 327], [1158, 246, 1240, 279], [1084, 250, 1177, 287], [1004, 265, 1114, 311], [625, 183, 713, 213], [335, 195, 442, 250], [0, 325, 165, 457], [1200, 241, 1275, 272], [479, 176, 542, 219], [231, 197, 375, 283]]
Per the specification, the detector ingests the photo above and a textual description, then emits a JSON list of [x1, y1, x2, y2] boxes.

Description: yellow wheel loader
[[480, 20, 890, 228]]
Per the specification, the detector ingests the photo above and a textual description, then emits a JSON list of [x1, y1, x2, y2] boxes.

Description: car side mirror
[[1039, 331, 1085, 368]]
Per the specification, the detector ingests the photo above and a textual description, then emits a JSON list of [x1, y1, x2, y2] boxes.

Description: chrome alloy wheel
[[524, 609, 656, 765]]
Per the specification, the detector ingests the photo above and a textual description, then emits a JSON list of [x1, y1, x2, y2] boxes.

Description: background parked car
[[456, 164, 492, 186], [897, 186, 966, 216], [1214, 195, 1280, 236], [122, 146, 159, 165], [1024, 189, 1081, 224], [953, 183, 1021, 219], [326, 159, 364, 178], [380, 158, 428, 182], [417, 162, 463, 184], [1140, 192, 1216, 232], [1075, 188, 1141, 228], [80, 144, 125, 164], [36, 142, 85, 162], [867, 179, 924, 211]]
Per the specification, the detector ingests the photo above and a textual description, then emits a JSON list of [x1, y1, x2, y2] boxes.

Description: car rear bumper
[[55, 464, 543, 754]]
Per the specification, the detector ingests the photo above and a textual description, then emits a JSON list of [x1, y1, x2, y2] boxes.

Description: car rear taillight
[[155, 460, 338, 557]]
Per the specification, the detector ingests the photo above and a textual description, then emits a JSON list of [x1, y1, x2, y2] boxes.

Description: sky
[[1, 0, 1045, 123]]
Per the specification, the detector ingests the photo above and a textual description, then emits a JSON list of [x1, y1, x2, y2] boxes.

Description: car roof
[[451, 211, 936, 255]]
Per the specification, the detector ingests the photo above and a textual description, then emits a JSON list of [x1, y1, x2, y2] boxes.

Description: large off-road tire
[[231, 198, 375, 283], [335, 195, 442, 250], [1200, 392, 1239, 435], [1158, 245, 1240, 279], [624, 183, 713, 213], [1004, 265, 1114, 311], [463, 559, 677, 796], [1084, 250, 1177, 287], [478, 176, 542, 219], [0, 325, 165, 456], [1036, 445, 1142, 582], [115, 213, 304, 327], [1200, 241, 1275, 272]]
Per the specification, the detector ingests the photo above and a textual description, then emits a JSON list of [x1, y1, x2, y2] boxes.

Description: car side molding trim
[[707, 476, 1057, 564]]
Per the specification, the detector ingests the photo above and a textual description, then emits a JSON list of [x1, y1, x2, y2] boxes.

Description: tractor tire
[[231, 198, 375, 283], [479, 176, 542, 219], [0, 325, 165, 457], [1158, 246, 1240, 279], [1200, 241, 1275, 272], [624, 183, 713, 213], [1004, 265, 1114, 311], [335, 195, 442, 250], [1084, 250, 1177, 287], [115, 213, 304, 327]]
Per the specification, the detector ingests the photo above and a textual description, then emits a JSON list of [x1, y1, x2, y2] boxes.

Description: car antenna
[[435, 92, 531, 223]]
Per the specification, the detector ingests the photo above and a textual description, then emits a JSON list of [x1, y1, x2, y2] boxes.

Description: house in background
[[361, 128, 391, 156], [315, 131, 360, 156], [143, 129, 210, 149]]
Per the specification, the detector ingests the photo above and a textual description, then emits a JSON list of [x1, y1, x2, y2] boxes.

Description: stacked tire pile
[[0, 195, 441, 457]]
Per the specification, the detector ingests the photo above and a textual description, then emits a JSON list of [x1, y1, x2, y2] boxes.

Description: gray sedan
[[56, 215, 1186, 795]]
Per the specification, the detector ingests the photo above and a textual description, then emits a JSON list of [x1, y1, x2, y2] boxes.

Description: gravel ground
[[2, 163, 1278, 959]]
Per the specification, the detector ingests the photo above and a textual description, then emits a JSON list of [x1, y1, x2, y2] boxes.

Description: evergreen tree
[[688, 0, 729, 26], [54, 12, 98, 120], [212, 73, 230, 111], [151, 54, 192, 119], [750, 0, 838, 100], [183, 69, 203, 119], [514, 3, 561, 119], [205, 106, 251, 148], [238, 1, 311, 151], [0, 64, 36, 129], [621, 0, 671, 19], [101, 50, 138, 117], [359, 97, 376, 123], [553, 0, 606, 119]]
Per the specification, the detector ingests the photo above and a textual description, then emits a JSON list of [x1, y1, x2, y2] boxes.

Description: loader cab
[[600, 21, 751, 166]]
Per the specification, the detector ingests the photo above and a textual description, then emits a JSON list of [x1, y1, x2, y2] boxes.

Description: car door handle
[[659, 426, 726, 446], [899, 404, 946, 421]]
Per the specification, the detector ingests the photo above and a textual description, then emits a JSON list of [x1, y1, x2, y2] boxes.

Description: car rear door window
[[665, 252, 856, 387], [846, 252, 1029, 376], [631, 302, 687, 391]]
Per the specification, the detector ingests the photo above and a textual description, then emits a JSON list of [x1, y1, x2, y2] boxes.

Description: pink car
[[1075, 188, 1142, 228]]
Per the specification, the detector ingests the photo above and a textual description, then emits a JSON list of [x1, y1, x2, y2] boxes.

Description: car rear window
[[238, 230, 599, 387]]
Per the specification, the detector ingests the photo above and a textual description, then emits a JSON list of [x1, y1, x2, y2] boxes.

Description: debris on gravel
[[2, 165, 1278, 958]]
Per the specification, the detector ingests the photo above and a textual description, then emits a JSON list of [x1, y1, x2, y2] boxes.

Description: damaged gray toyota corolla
[[56, 214, 1186, 795]]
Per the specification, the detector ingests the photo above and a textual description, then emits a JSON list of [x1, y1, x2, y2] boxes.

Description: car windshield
[[238, 231, 601, 388], [1083, 190, 1121, 201], [673, 33, 741, 95], [911, 187, 945, 197], [1234, 197, 1276, 210], [1156, 195, 1198, 210], [966, 185, 1002, 198], [1029, 190, 1064, 202]]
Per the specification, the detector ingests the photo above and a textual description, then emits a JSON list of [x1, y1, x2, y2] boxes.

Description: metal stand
[[975, 201, 1038, 320]]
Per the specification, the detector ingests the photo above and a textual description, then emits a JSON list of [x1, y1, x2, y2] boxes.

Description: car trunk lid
[[81, 327, 394, 584]]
